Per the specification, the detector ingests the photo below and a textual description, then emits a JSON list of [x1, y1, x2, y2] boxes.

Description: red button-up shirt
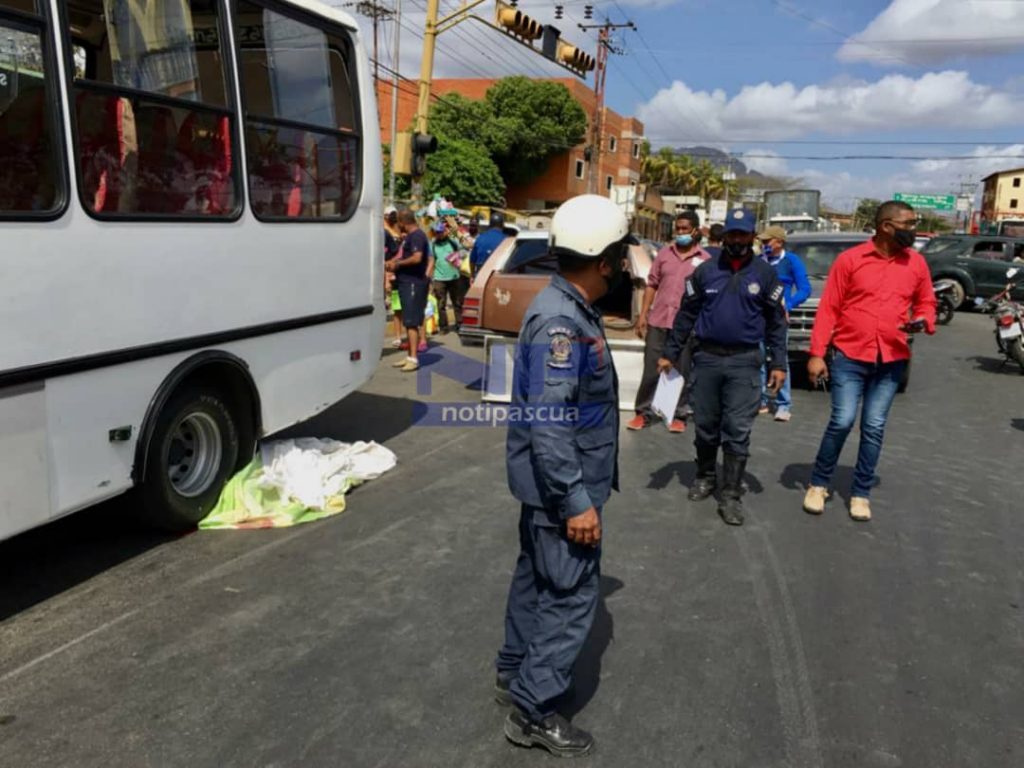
[[809, 240, 936, 363], [646, 244, 710, 329]]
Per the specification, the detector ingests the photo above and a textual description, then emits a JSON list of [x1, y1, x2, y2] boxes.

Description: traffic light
[[556, 39, 595, 75], [495, 0, 542, 40], [411, 132, 437, 177]]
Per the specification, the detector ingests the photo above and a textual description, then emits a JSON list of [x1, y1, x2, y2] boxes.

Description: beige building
[[981, 167, 1024, 223]]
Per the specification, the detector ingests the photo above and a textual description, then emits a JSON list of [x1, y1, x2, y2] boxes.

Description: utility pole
[[349, 1, 394, 91], [388, 0, 401, 203], [577, 18, 633, 195]]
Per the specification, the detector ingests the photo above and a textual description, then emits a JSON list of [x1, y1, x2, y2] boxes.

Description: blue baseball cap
[[723, 208, 756, 233]]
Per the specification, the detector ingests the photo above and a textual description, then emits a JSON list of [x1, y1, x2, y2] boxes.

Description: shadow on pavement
[[563, 575, 624, 720], [274, 390, 421, 445], [649, 461, 765, 495], [966, 355, 1023, 375], [0, 494, 177, 621], [1012, 418, 1024, 432], [780, 463, 880, 503]]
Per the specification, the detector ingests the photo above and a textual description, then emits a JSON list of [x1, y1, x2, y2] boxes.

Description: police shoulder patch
[[547, 326, 575, 369], [747, 281, 761, 295]]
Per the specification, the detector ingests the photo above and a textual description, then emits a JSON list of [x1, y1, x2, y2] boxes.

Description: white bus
[[0, 0, 383, 539]]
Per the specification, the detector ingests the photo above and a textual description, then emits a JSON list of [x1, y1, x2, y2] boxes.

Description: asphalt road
[[2, 312, 1023, 768]]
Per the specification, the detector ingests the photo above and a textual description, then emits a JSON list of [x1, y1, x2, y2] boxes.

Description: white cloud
[[837, 0, 1024, 66], [740, 149, 789, 176], [638, 71, 1022, 143]]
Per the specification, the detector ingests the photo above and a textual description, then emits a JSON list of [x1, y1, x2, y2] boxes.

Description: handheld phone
[[903, 318, 927, 333]]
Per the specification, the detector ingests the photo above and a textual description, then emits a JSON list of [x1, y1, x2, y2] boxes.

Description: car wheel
[[140, 386, 243, 531]]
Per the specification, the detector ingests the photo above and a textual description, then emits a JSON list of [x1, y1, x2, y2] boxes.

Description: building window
[[239, 0, 361, 220], [1014, 178, 1021, 188], [608, 135, 617, 152], [632, 143, 640, 159], [574, 159, 585, 179], [66, 0, 239, 219], [605, 175, 613, 191], [1012, 199, 1019, 209]]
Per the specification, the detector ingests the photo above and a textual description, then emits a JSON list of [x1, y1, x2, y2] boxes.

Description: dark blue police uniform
[[663, 211, 786, 524], [498, 274, 619, 723]]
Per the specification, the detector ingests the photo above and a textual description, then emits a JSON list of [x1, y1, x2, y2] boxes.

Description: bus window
[[237, 0, 360, 220], [0, 4, 63, 215], [63, 0, 238, 218]]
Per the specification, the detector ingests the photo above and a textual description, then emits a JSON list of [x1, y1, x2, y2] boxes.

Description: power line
[[645, 137, 1024, 147]]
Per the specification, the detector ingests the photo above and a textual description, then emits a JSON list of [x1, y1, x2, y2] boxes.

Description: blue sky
[[347, 0, 1024, 210]]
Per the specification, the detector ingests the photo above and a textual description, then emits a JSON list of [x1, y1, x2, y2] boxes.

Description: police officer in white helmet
[[495, 195, 633, 757]]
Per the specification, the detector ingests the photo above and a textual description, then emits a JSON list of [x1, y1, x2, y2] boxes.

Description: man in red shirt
[[627, 211, 709, 432], [803, 201, 936, 521]]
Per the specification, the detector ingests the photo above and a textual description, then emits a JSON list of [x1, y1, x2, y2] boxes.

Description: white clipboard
[[651, 370, 684, 425]]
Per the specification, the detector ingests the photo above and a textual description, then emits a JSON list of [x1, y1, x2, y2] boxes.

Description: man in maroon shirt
[[628, 211, 710, 432], [803, 201, 937, 521]]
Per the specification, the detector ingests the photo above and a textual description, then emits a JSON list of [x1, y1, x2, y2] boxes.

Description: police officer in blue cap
[[496, 194, 632, 757], [658, 208, 787, 526]]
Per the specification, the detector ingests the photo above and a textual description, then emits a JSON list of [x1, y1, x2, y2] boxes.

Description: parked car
[[784, 232, 911, 393], [921, 234, 1024, 308], [458, 231, 655, 345]]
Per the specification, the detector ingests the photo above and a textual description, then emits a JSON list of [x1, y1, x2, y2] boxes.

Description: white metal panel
[[482, 335, 645, 411], [0, 385, 53, 541]]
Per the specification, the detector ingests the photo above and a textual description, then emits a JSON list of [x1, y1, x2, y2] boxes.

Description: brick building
[[376, 77, 645, 211]]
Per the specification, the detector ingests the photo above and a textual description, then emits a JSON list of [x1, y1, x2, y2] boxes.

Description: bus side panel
[[40, 313, 382, 520], [0, 385, 53, 541]]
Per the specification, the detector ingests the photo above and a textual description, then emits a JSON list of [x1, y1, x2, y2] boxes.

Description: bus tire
[[140, 385, 240, 531]]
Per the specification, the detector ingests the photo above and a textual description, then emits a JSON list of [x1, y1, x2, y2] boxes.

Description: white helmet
[[550, 194, 636, 260]]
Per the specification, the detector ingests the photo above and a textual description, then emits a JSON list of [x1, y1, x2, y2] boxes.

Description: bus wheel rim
[[167, 411, 223, 498]]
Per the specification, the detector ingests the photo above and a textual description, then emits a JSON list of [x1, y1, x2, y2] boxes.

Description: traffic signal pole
[[405, 1, 595, 203]]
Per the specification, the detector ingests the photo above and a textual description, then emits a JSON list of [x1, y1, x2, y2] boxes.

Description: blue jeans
[[760, 356, 792, 411], [810, 350, 906, 498]]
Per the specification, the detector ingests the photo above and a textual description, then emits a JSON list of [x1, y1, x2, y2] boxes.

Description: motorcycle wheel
[[1010, 337, 1024, 374], [936, 298, 955, 326]]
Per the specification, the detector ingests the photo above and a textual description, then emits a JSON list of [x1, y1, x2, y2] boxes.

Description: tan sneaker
[[803, 485, 828, 515], [850, 497, 871, 521], [399, 358, 420, 372]]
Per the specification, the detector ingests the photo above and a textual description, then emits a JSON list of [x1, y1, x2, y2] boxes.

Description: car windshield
[[504, 238, 554, 274], [921, 237, 964, 257], [786, 241, 858, 278]]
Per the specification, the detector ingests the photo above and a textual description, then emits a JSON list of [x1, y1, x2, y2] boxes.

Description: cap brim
[[623, 233, 640, 245]]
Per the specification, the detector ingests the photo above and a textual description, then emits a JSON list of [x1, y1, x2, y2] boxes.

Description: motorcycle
[[933, 278, 958, 326], [977, 267, 1024, 373]]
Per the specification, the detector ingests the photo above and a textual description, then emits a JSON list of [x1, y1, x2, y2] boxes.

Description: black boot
[[504, 708, 594, 757], [718, 453, 746, 526], [688, 442, 718, 501], [494, 673, 514, 707]]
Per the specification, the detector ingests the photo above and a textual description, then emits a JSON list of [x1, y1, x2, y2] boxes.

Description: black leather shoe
[[504, 709, 594, 757], [494, 674, 513, 707], [718, 496, 744, 526], [688, 477, 717, 501]]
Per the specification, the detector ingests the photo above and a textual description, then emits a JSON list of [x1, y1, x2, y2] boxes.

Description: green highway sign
[[893, 193, 956, 211]]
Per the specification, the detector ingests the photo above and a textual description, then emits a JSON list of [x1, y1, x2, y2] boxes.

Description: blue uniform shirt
[[664, 252, 788, 368], [469, 228, 506, 269], [506, 275, 619, 519]]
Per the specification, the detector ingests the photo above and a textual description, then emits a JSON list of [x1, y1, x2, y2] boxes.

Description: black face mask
[[892, 228, 916, 249], [601, 249, 627, 293], [724, 241, 754, 259]]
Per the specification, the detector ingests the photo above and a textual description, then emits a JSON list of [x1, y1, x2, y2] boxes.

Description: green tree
[[421, 136, 505, 206], [854, 198, 883, 230], [484, 77, 588, 184]]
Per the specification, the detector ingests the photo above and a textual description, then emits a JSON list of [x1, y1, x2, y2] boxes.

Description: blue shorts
[[397, 280, 429, 328]]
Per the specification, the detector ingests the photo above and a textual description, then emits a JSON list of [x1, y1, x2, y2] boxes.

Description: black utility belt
[[697, 342, 759, 356]]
